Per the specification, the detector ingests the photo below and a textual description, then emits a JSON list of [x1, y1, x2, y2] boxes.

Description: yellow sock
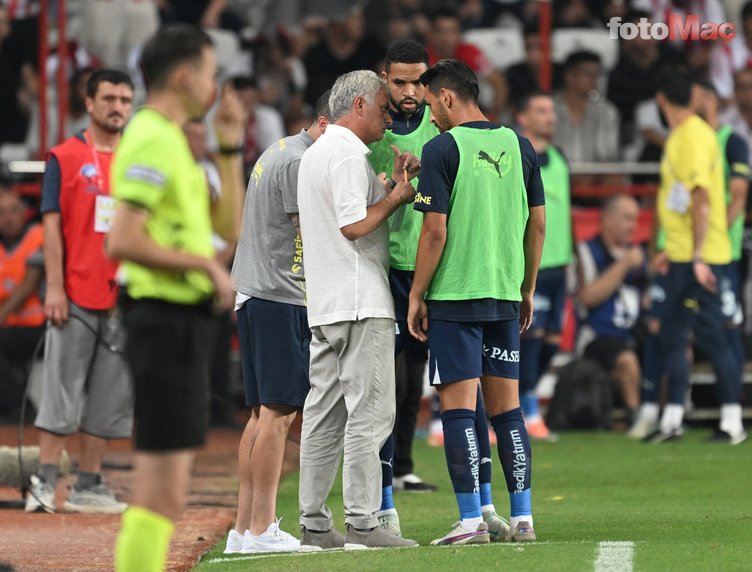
[[115, 506, 175, 572]]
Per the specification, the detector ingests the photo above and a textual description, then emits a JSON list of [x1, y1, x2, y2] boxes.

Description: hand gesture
[[407, 294, 428, 342], [650, 251, 669, 276], [390, 181, 416, 205], [391, 145, 421, 181], [625, 246, 645, 270], [213, 84, 248, 148]]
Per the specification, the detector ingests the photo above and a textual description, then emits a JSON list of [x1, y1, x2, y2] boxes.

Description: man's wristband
[[218, 145, 244, 156], [386, 176, 397, 189]]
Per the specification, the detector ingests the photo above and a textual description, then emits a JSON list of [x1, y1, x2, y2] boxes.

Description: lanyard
[[83, 129, 104, 191]]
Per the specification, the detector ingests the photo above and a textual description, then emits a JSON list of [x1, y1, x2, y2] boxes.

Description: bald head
[[601, 194, 640, 246]]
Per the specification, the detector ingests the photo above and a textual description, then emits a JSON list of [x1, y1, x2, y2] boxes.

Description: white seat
[[463, 27, 526, 71], [205, 28, 242, 74], [552, 28, 619, 71]]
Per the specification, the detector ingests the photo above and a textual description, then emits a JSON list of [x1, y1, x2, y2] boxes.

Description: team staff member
[[367, 40, 439, 535], [516, 91, 572, 442], [408, 59, 545, 545], [0, 188, 45, 418], [26, 69, 134, 515], [108, 25, 243, 571], [297, 70, 418, 551], [225, 91, 331, 555], [651, 69, 746, 445]]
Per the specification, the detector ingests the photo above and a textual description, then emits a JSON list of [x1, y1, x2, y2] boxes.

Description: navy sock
[[539, 341, 559, 378], [379, 434, 395, 511], [475, 389, 493, 507], [491, 408, 532, 517], [519, 337, 542, 398], [442, 408, 482, 520], [641, 332, 663, 404]]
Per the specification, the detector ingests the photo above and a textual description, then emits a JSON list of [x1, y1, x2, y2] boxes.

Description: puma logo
[[478, 150, 506, 178]]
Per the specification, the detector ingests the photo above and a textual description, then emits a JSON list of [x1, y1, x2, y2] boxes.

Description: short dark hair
[[420, 59, 479, 103], [743, 0, 752, 21], [228, 75, 257, 91], [385, 40, 430, 71], [693, 75, 718, 98], [517, 90, 553, 113], [86, 69, 133, 98], [563, 50, 601, 72], [657, 66, 693, 106], [139, 24, 213, 91], [314, 89, 331, 120]]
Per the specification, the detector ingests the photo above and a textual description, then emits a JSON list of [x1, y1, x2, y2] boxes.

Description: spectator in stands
[[159, 0, 245, 33], [0, 5, 35, 145], [303, 6, 384, 108], [480, 0, 533, 27], [552, 51, 620, 165], [506, 27, 563, 110], [25, 69, 135, 514], [554, 0, 600, 28], [709, 0, 752, 102], [575, 194, 644, 430], [720, 68, 752, 160], [425, 6, 507, 118], [80, 0, 159, 69], [0, 186, 45, 420], [607, 10, 662, 150], [225, 76, 285, 179]]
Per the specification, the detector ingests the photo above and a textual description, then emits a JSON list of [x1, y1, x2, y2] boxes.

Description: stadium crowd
[[0, 0, 750, 568]]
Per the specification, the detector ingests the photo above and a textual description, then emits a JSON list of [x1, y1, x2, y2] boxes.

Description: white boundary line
[[205, 540, 620, 566], [594, 541, 635, 572]]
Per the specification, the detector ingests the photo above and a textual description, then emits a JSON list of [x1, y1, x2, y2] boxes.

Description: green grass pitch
[[195, 429, 751, 571]]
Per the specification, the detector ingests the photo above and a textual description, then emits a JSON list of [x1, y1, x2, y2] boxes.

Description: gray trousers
[[299, 318, 396, 531]]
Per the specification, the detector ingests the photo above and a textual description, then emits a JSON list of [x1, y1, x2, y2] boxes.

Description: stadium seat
[[463, 28, 525, 71], [552, 29, 619, 71], [205, 28, 242, 74]]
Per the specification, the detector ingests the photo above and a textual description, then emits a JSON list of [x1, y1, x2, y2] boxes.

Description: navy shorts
[[236, 297, 311, 408], [428, 319, 520, 385], [644, 273, 668, 321], [531, 266, 566, 333], [390, 268, 428, 356], [720, 262, 742, 325]]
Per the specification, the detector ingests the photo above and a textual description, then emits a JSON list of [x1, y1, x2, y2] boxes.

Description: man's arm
[[407, 212, 447, 342], [340, 181, 415, 241], [576, 247, 643, 308], [107, 202, 236, 309], [727, 177, 748, 226], [0, 266, 43, 325], [520, 205, 546, 332], [289, 213, 301, 236], [43, 213, 68, 326], [690, 186, 717, 291], [211, 85, 247, 243]]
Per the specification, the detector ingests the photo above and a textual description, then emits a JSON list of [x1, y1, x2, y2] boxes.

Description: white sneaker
[[378, 508, 402, 537], [244, 519, 300, 553], [626, 413, 658, 440], [63, 479, 127, 514], [25, 475, 55, 513], [483, 510, 511, 542], [224, 529, 248, 554]]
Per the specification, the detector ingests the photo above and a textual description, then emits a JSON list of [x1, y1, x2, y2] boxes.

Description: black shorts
[[583, 336, 634, 371], [236, 297, 311, 408], [124, 298, 215, 451]]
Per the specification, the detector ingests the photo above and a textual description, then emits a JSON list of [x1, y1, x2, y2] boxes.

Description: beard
[[92, 114, 126, 134]]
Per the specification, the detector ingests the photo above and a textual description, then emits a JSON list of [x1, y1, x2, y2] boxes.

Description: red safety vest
[[49, 132, 119, 310], [0, 224, 45, 327]]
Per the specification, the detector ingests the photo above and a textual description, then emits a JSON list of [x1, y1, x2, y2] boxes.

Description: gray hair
[[328, 70, 387, 121]]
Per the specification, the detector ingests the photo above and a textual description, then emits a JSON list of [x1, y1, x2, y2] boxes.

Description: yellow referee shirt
[[658, 114, 731, 264]]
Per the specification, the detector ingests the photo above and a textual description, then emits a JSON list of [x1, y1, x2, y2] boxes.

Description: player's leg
[[299, 326, 347, 549], [243, 299, 307, 550], [115, 300, 212, 571], [428, 320, 489, 545], [481, 318, 535, 542], [653, 264, 694, 442], [474, 387, 511, 541], [338, 318, 416, 548], [29, 304, 100, 512], [695, 267, 746, 444]]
